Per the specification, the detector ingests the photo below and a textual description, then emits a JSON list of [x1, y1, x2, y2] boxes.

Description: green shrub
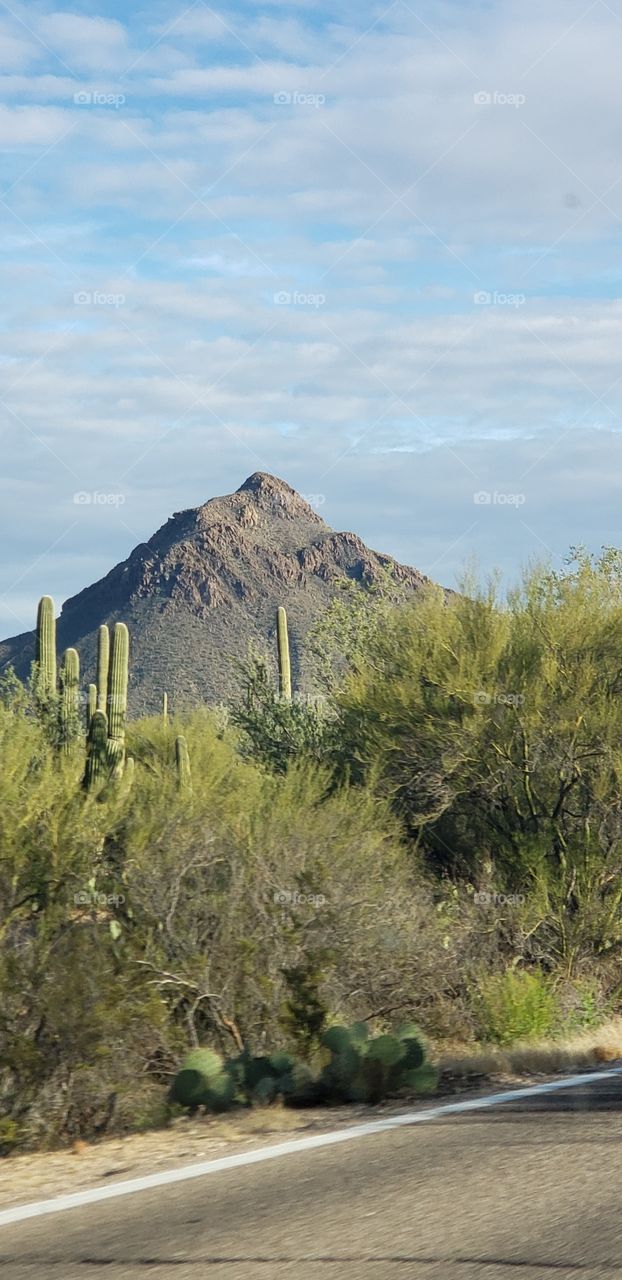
[[474, 969, 557, 1045]]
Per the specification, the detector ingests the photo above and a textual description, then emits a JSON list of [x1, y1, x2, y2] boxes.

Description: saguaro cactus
[[86, 683, 97, 732], [35, 595, 57, 706], [106, 622, 129, 779], [122, 756, 135, 792], [96, 625, 110, 714], [162, 691, 168, 723], [59, 647, 80, 753], [276, 605, 292, 700], [107, 622, 129, 740], [84, 710, 109, 793], [175, 734, 192, 792]]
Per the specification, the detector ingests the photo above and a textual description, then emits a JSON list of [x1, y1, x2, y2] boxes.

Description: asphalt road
[[2, 1073, 622, 1279]]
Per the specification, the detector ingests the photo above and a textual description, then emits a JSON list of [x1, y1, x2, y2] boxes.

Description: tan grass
[[438, 1016, 622, 1080]]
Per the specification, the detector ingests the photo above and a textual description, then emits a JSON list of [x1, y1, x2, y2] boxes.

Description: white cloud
[[38, 12, 129, 74], [0, 104, 72, 145], [2, 0, 622, 628]]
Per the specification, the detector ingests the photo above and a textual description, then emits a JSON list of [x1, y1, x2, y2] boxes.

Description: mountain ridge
[[0, 473, 434, 713]]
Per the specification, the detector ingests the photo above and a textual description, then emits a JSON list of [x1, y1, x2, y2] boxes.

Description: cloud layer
[[2, 0, 622, 631]]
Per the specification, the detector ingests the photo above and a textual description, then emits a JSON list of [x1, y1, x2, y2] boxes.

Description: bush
[[0, 692, 455, 1149], [336, 550, 622, 974], [473, 970, 557, 1045]]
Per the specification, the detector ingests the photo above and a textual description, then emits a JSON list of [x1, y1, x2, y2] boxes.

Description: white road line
[[2, 1066, 621, 1227]]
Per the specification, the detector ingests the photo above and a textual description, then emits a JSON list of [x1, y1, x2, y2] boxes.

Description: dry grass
[[437, 1016, 622, 1081]]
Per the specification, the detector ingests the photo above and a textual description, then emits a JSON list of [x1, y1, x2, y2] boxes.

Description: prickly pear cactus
[[321, 1026, 353, 1055], [170, 1048, 236, 1112], [365, 1035, 405, 1067]]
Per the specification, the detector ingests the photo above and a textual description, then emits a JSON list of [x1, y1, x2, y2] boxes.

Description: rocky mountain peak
[[0, 474, 435, 713]]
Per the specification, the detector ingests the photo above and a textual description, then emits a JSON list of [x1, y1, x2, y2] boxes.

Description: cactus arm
[[107, 622, 129, 742], [96, 625, 110, 714], [86, 683, 97, 732]]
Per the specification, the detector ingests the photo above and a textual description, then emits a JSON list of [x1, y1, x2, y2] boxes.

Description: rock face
[[0, 473, 433, 714]]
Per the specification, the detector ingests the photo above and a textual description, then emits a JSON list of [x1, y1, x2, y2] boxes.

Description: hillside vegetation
[[2, 548, 622, 1152]]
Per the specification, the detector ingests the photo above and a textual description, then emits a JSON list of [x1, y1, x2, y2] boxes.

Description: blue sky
[[2, 0, 622, 633]]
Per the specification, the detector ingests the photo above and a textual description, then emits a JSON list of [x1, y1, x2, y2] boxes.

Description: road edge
[[2, 1065, 622, 1228]]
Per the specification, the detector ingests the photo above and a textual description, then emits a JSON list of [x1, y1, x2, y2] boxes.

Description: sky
[[2, 0, 622, 634]]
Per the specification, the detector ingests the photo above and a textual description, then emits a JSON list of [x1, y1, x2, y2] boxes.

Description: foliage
[[4, 555, 622, 1152], [308, 565, 411, 693], [0, 689, 448, 1149], [231, 654, 332, 773], [279, 959, 329, 1055], [472, 969, 557, 1045], [336, 550, 622, 973]]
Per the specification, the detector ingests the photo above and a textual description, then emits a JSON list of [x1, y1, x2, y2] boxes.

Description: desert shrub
[[336, 550, 622, 974], [119, 734, 458, 1054], [472, 969, 557, 1045], [279, 960, 329, 1056], [0, 692, 461, 1150], [231, 654, 332, 773]]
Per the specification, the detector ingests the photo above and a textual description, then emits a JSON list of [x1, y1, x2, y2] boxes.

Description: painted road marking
[[2, 1066, 621, 1227]]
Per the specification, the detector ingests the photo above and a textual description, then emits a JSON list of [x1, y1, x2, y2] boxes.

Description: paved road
[[2, 1074, 622, 1279]]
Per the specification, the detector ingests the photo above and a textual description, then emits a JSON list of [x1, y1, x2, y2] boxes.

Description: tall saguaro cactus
[[59, 648, 80, 753], [96, 625, 110, 714], [107, 622, 129, 740], [175, 734, 192, 793], [276, 605, 292, 701], [84, 710, 110, 793], [35, 595, 57, 706]]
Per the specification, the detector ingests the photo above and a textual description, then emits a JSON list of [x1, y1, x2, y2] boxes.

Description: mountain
[[0, 473, 433, 714]]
